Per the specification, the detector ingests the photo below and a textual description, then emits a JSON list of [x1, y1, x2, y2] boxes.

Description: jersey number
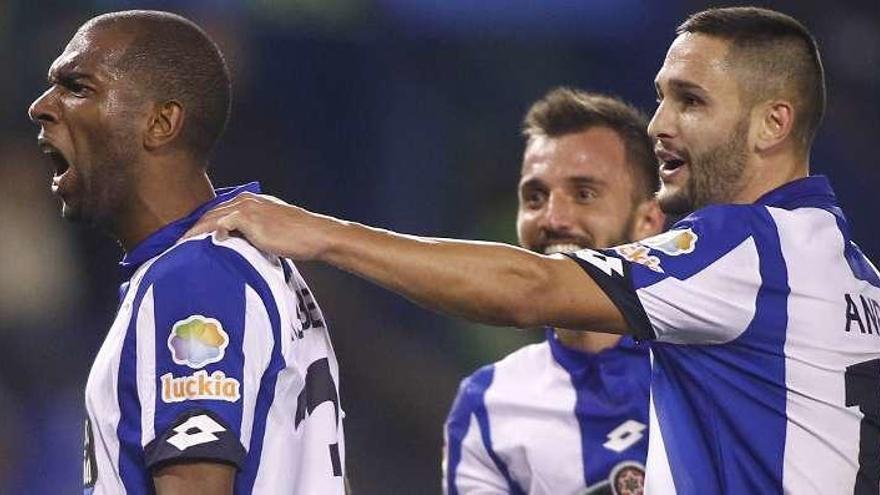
[[844, 358, 880, 494], [295, 358, 343, 477]]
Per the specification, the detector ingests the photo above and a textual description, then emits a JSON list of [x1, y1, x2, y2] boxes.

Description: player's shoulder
[[675, 203, 773, 241], [456, 342, 551, 396], [141, 233, 281, 287], [606, 204, 772, 284]]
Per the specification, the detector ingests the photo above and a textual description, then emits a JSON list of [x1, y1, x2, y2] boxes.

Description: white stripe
[[637, 237, 760, 345], [241, 284, 273, 450], [644, 361, 676, 494], [137, 286, 157, 447]]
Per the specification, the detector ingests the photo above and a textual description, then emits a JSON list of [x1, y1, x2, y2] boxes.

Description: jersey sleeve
[[444, 370, 513, 495], [565, 205, 767, 345], [127, 238, 280, 471]]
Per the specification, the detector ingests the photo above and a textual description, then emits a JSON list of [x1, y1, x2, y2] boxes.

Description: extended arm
[[186, 193, 627, 333]]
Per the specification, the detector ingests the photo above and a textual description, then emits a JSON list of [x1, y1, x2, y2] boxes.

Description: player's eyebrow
[[567, 176, 604, 187], [48, 59, 97, 83], [519, 176, 547, 191], [667, 78, 708, 95]]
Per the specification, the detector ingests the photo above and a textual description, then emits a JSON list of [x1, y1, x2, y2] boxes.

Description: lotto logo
[[603, 420, 647, 453], [167, 414, 225, 451]]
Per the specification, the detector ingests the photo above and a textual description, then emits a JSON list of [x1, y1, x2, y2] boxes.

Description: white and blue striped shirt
[[444, 332, 650, 494], [568, 176, 880, 493], [83, 183, 345, 494]]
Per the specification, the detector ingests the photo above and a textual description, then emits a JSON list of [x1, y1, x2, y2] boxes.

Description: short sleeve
[[565, 205, 767, 345], [444, 369, 515, 494], [127, 238, 279, 471]]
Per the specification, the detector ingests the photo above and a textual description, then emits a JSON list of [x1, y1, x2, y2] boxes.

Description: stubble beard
[[75, 129, 140, 233], [658, 117, 749, 216]]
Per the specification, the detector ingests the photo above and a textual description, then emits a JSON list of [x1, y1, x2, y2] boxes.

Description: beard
[[67, 130, 140, 231], [658, 117, 749, 216]]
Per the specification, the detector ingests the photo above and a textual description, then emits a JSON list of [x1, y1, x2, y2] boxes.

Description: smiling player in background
[[444, 88, 663, 494]]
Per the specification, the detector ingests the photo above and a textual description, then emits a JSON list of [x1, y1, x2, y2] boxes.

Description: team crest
[[610, 461, 645, 495], [167, 315, 229, 369], [583, 460, 646, 495]]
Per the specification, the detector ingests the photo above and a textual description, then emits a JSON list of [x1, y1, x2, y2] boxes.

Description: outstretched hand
[[185, 192, 341, 260]]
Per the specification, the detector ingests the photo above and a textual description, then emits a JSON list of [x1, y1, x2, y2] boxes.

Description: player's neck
[[554, 328, 621, 354], [115, 166, 215, 252], [732, 152, 809, 205]]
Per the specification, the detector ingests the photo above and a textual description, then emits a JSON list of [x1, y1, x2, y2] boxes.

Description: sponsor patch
[[640, 228, 698, 256], [613, 244, 664, 273], [168, 315, 229, 369], [161, 370, 241, 403]]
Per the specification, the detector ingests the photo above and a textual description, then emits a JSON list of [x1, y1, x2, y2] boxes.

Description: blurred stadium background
[[0, 0, 876, 492]]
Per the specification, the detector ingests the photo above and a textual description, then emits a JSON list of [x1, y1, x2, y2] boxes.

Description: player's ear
[[753, 99, 794, 153], [630, 198, 665, 241], [144, 100, 185, 151]]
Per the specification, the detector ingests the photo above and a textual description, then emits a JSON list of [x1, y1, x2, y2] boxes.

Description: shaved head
[[83, 10, 232, 161], [677, 7, 825, 152]]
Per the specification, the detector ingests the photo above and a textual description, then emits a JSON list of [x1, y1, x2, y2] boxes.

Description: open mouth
[[661, 158, 686, 172], [38, 140, 71, 178], [47, 150, 71, 178]]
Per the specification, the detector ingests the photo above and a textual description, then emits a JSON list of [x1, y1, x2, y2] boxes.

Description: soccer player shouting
[[31, 11, 345, 494], [444, 89, 663, 494], [189, 7, 880, 493]]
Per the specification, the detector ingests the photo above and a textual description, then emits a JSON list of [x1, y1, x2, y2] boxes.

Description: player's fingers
[[184, 214, 223, 238]]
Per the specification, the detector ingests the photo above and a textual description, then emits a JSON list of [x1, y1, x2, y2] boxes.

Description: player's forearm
[[317, 220, 557, 328]]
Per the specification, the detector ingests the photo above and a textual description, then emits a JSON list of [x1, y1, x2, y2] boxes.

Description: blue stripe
[[117, 282, 151, 493], [149, 240, 248, 451], [445, 377, 473, 494], [549, 333, 650, 487], [220, 247, 285, 494], [449, 366, 526, 494], [652, 208, 789, 493]]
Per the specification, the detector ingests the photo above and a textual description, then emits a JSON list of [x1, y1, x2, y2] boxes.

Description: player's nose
[[647, 100, 675, 142], [28, 87, 59, 126], [543, 193, 576, 233]]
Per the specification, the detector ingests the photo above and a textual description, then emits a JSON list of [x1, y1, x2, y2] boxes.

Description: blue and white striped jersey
[[567, 176, 880, 493], [83, 183, 345, 494], [444, 332, 650, 494]]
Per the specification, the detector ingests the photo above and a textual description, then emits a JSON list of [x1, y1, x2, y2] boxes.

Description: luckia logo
[[162, 315, 240, 404], [167, 315, 229, 369]]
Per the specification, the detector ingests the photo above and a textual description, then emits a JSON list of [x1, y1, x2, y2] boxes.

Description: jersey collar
[[545, 328, 644, 371], [754, 175, 836, 210], [119, 182, 262, 277]]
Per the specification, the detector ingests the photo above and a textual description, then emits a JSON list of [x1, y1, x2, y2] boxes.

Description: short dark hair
[[86, 10, 232, 160], [523, 87, 659, 200], [678, 7, 825, 150]]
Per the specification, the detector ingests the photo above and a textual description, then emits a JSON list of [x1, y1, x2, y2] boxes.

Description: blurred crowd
[[0, 0, 876, 491]]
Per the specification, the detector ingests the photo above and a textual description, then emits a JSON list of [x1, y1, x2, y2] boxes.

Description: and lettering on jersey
[[167, 314, 230, 369], [844, 293, 880, 334]]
